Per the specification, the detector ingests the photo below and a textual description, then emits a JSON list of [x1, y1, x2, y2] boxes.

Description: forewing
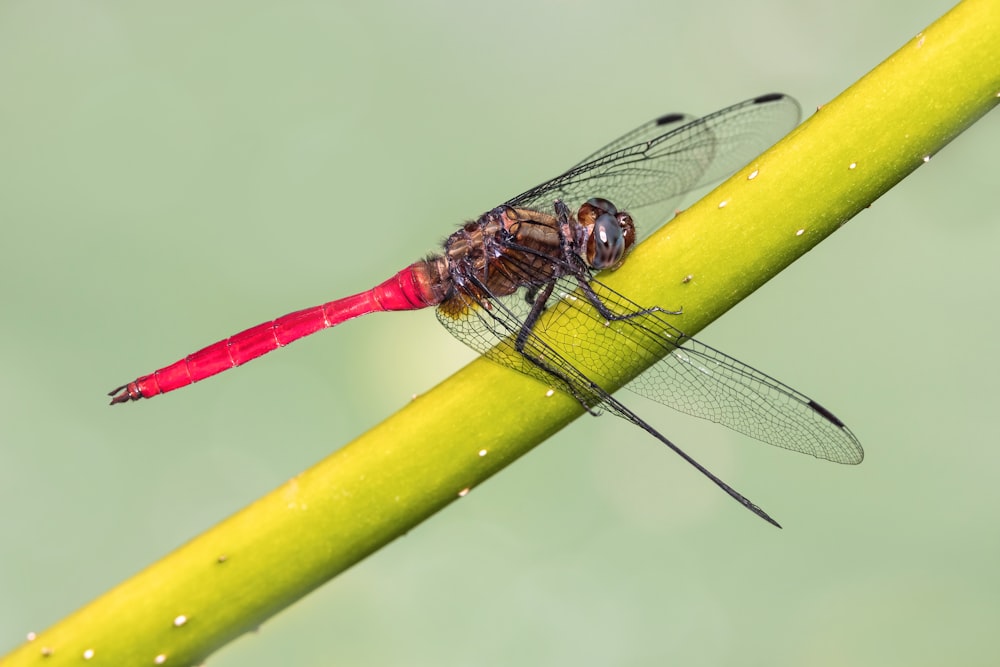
[[436, 267, 861, 465], [553, 277, 864, 464], [505, 93, 801, 237]]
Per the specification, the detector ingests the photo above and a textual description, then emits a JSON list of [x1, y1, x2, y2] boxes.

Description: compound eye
[[588, 212, 626, 269], [586, 197, 618, 216]]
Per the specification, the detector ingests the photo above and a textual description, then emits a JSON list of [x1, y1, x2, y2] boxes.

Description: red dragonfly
[[111, 93, 863, 526]]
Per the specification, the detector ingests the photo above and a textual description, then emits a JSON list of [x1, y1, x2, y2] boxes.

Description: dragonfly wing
[[625, 332, 864, 464], [556, 277, 863, 464], [566, 112, 698, 168], [506, 94, 801, 239], [436, 281, 610, 414], [435, 266, 790, 527]]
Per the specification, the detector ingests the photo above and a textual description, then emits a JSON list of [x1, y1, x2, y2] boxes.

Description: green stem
[[7, 1, 998, 664]]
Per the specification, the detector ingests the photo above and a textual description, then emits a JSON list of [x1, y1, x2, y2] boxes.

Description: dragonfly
[[110, 93, 863, 527]]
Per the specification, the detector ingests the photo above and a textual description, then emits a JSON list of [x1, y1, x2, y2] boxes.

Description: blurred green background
[[1, 1, 997, 665]]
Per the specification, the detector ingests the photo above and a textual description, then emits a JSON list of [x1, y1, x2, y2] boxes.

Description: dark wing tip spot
[[655, 112, 685, 126], [753, 92, 786, 104], [808, 399, 846, 428]]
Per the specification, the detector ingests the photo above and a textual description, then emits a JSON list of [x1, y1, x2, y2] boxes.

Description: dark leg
[[514, 280, 602, 414], [577, 277, 682, 322]]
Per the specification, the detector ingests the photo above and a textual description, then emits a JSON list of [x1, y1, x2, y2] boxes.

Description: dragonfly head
[[579, 198, 636, 270]]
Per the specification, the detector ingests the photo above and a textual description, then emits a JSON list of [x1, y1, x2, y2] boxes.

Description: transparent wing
[[505, 93, 801, 236], [545, 276, 863, 464], [437, 279, 626, 422], [437, 269, 862, 466]]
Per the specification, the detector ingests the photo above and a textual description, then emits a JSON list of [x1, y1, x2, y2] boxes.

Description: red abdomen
[[109, 261, 445, 403]]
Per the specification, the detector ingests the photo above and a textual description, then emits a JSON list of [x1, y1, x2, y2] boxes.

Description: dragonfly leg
[[514, 280, 603, 415], [577, 277, 682, 322], [510, 278, 782, 528]]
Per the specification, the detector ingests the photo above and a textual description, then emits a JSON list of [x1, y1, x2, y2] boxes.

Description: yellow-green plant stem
[[6, 1, 998, 665]]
